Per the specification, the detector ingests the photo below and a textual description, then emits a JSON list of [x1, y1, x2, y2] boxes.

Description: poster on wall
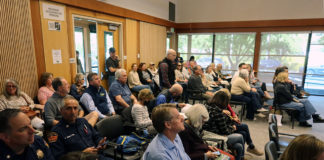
[[52, 49, 62, 64], [48, 21, 61, 31], [43, 3, 65, 21]]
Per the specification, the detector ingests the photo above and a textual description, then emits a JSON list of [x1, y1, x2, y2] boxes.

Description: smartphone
[[213, 151, 220, 155], [97, 140, 109, 149]]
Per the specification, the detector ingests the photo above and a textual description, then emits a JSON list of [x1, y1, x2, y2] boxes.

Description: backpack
[[116, 135, 143, 153]]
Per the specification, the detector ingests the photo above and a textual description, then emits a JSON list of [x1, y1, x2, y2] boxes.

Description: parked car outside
[[196, 57, 224, 68]]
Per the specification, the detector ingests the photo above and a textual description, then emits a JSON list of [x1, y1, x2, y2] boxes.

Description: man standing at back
[[106, 47, 120, 87], [143, 104, 190, 160], [158, 49, 177, 89], [80, 72, 115, 119]]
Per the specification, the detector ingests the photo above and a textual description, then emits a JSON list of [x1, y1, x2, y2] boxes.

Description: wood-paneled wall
[[39, 1, 71, 83], [0, 0, 38, 97], [140, 22, 167, 65], [125, 19, 139, 72]]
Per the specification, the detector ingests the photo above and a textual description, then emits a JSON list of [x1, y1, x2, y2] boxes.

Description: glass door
[[304, 32, 324, 95]]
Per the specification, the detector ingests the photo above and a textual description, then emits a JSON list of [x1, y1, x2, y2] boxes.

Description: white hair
[[184, 104, 209, 131], [167, 49, 176, 55], [115, 69, 126, 80], [239, 69, 249, 79]]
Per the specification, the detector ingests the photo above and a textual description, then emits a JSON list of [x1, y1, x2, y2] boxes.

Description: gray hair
[[115, 69, 126, 80], [62, 95, 78, 110], [184, 104, 209, 131], [3, 79, 21, 99], [239, 69, 249, 79], [74, 73, 84, 84]]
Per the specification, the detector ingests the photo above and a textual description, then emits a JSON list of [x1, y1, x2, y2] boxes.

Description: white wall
[[98, 0, 324, 23], [176, 0, 324, 23], [98, 0, 177, 21]]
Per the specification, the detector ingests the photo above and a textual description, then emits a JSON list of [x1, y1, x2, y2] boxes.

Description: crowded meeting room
[[1, 0, 324, 160]]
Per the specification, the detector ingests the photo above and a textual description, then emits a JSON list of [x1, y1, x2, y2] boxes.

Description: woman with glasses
[[0, 79, 44, 129]]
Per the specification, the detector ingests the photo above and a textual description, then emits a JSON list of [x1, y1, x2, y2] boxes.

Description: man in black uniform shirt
[[0, 109, 54, 160], [49, 96, 111, 160], [106, 47, 120, 87]]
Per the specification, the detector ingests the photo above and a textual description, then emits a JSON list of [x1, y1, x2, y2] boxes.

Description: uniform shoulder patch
[[47, 132, 58, 143]]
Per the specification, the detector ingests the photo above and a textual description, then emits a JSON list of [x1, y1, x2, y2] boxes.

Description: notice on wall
[[43, 3, 65, 21], [48, 21, 61, 31], [52, 49, 62, 64], [69, 58, 76, 64]]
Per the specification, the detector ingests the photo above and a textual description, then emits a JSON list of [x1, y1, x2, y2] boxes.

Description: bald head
[[169, 84, 183, 95], [166, 49, 177, 61]]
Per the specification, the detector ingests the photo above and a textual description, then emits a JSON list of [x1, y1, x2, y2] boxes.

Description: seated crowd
[[1, 48, 324, 160]]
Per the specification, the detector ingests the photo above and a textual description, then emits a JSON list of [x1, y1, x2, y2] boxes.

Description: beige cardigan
[[231, 77, 251, 95], [128, 70, 142, 89]]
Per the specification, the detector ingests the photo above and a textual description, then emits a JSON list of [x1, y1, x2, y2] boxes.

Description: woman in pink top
[[37, 72, 54, 105]]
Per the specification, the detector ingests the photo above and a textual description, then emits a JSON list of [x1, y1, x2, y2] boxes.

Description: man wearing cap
[[105, 47, 120, 87], [0, 109, 54, 160]]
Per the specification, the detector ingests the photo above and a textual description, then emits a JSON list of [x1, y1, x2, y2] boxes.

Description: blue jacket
[[49, 118, 103, 159], [85, 85, 110, 114], [156, 89, 175, 106], [0, 135, 54, 160]]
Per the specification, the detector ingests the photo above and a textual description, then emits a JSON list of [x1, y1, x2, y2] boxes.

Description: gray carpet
[[240, 96, 324, 160]]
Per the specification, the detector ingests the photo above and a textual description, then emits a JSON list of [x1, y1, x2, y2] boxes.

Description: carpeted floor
[[238, 96, 324, 160]]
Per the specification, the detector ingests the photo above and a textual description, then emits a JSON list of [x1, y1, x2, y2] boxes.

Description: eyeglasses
[[6, 85, 16, 88]]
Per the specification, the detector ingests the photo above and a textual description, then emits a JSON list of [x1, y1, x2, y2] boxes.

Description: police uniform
[[0, 135, 54, 160], [49, 118, 102, 159]]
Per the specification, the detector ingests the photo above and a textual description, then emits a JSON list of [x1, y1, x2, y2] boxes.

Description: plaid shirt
[[203, 104, 235, 135]]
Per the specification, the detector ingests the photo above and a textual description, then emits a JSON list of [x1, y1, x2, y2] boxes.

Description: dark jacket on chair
[[179, 122, 209, 160]]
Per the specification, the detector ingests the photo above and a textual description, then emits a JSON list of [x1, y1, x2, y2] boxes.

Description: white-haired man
[[108, 69, 137, 114]]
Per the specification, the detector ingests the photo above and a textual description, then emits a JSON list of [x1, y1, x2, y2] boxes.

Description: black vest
[[85, 85, 109, 114], [158, 58, 176, 88]]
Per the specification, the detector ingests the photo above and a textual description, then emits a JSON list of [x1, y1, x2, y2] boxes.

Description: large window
[[214, 33, 255, 74], [304, 32, 324, 95], [177, 31, 324, 95], [258, 32, 309, 90], [178, 34, 213, 68]]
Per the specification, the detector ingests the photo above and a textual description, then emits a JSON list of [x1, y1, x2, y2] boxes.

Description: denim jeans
[[231, 91, 263, 120], [234, 123, 254, 148], [108, 76, 115, 88], [131, 85, 151, 92], [281, 99, 316, 122], [227, 133, 244, 160]]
